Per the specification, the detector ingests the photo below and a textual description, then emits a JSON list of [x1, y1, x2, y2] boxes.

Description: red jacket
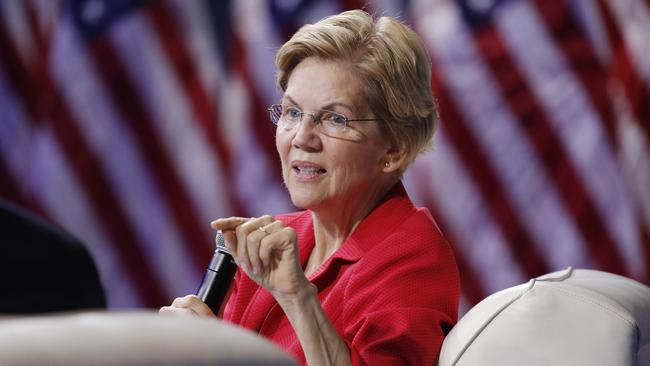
[[223, 183, 460, 365]]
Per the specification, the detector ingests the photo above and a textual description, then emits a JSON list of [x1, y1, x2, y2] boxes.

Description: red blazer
[[223, 183, 460, 365]]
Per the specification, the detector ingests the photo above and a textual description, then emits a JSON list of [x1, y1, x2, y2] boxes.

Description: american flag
[[1, 0, 648, 310]]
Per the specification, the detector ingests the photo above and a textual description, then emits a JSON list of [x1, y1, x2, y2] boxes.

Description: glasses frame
[[266, 104, 380, 133]]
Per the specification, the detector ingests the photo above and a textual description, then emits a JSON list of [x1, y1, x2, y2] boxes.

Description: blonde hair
[[276, 9, 437, 169]]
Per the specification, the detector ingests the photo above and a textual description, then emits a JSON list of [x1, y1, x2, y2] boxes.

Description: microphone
[[196, 231, 238, 315]]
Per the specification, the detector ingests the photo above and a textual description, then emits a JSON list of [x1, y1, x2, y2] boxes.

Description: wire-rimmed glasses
[[267, 104, 380, 137]]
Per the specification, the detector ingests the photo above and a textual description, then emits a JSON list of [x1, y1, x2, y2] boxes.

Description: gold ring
[[258, 226, 268, 234]]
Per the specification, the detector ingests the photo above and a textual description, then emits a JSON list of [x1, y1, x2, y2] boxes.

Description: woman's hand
[[211, 216, 311, 299], [159, 294, 216, 317]]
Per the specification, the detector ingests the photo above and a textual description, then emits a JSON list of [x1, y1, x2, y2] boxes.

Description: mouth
[[291, 161, 327, 179]]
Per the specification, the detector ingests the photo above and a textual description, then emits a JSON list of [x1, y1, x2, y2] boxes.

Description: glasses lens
[[320, 111, 348, 134], [268, 105, 282, 125]]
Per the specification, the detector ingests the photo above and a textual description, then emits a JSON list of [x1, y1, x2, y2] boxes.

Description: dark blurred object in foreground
[[0, 200, 106, 313]]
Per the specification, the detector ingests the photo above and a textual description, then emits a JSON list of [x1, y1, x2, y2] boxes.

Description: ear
[[382, 141, 408, 173]]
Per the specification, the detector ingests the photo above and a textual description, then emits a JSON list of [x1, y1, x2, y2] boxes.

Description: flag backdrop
[[1, 0, 649, 310]]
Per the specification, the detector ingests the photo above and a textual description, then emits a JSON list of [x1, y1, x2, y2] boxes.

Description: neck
[[305, 180, 398, 274]]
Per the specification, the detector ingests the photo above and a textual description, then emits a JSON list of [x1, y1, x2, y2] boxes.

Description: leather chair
[[438, 268, 650, 366]]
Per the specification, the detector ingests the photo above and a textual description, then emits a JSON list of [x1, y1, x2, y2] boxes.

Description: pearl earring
[[384, 161, 390, 168]]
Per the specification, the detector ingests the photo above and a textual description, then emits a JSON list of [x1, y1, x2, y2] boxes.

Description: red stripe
[[596, 0, 650, 143], [470, 21, 628, 275], [146, 2, 245, 216], [533, 0, 619, 148], [87, 35, 212, 272], [0, 20, 168, 306], [428, 55, 551, 278], [412, 169, 488, 305]]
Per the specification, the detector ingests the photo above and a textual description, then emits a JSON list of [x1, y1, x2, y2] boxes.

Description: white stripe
[[407, 132, 527, 294], [496, 0, 644, 277], [413, 0, 594, 272], [109, 13, 232, 224], [50, 17, 199, 298], [605, 0, 650, 87]]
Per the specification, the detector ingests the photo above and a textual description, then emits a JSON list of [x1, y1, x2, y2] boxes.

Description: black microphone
[[196, 231, 237, 315]]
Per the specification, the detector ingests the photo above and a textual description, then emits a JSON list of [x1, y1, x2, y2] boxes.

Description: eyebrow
[[283, 95, 356, 115]]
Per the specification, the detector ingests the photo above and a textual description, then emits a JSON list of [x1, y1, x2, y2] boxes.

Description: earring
[[384, 161, 390, 168]]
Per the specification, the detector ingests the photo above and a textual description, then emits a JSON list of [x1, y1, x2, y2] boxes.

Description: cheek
[[276, 131, 290, 161]]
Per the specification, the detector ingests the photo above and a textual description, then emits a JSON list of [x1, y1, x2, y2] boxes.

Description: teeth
[[297, 166, 322, 174]]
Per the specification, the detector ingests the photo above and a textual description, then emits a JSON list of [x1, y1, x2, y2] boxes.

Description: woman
[[161, 9, 460, 365]]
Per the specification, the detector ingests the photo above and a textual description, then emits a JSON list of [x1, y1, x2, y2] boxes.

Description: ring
[[258, 226, 268, 234]]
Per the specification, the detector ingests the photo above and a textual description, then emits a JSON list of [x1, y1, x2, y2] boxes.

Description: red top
[[223, 183, 460, 365]]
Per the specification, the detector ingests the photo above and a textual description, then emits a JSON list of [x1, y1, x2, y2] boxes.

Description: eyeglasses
[[267, 104, 380, 137]]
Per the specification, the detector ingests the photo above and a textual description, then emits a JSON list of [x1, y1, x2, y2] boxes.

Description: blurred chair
[[0, 311, 296, 365], [0, 199, 106, 313], [439, 268, 650, 366]]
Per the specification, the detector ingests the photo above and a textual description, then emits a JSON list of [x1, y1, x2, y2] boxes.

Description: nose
[[291, 113, 322, 151]]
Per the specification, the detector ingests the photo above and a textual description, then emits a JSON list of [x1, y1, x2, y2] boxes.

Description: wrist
[[274, 282, 317, 309]]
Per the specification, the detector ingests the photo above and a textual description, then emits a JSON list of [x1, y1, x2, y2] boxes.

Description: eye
[[284, 107, 302, 120], [323, 112, 347, 127]]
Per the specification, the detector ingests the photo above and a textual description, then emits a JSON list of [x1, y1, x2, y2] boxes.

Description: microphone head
[[215, 230, 227, 249]]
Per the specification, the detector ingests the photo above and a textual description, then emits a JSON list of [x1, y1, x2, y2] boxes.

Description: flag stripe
[[471, 19, 627, 275], [146, 1, 244, 216], [86, 34, 212, 270], [597, 0, 650, 142], [533, 0, 619, 147], [0, 19, 167, 306]]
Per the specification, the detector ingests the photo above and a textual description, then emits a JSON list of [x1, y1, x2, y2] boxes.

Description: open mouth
[[292, 162, 327, 178]]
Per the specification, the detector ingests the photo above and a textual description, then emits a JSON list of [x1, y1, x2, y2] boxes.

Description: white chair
[[0, 311, 296, 365], [439, 268, 650, 366]]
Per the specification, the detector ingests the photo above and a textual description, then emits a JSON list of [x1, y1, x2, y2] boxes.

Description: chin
[[288, 191, 316, 210], [287, 186, 328, 210]]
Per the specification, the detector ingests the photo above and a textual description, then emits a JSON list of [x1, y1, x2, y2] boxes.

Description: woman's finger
[[258, 221, 285, 267], [164, 295, 215, 318], [237, 215, 273, 274], [210, 217, 249, 231], [246, 227, 266, 275], [159, 306, 196, 317]]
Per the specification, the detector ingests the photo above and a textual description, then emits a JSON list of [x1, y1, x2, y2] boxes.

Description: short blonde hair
[[276, 9, 437, 169]]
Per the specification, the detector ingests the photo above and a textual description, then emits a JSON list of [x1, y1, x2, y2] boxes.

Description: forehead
[[283, 58, 365, 113]]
